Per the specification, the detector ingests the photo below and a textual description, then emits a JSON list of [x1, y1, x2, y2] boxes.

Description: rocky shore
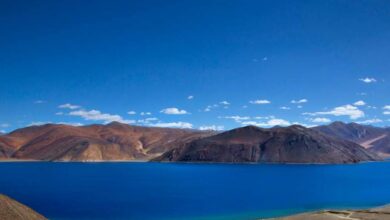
[[0, 194, 46, 220], [265, 204, 390, 220]]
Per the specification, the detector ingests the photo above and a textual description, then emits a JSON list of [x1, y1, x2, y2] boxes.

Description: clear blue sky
[[1, 0, 390, 132]]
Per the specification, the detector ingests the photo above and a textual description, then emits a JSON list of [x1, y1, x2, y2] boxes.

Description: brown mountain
[[314, 121, 390, 158], [153, 125, 380, 164], [0, 122, 212, 161], [0, 194, 47, 220]]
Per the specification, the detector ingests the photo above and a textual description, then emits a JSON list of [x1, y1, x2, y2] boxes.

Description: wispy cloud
[[249, 99, 271, 104], [309, 117, 331, 123], [303, 105, 365, 119], [219, 101, 230, 105], [291, 99, 308, 104], [220, 116, 251, 122], [140, 112, 152, 116], [199, 125, 224, 131], [383, 105, 390, 115], [280, 106, 290, 110], [137, 117, 158, 124], [203, 104, 219, 112], [151, 121, 193, 129], [356, 118, 383, 124], [187, 95, 194, 100], [241, 118, 290, 127], [0, 123, 9, 128], [59, 103, 81, 110], [353, 100, 366, 106], [359, 77, 377, 83], [160, 107, 188, 115], [127, 111, 136, 115], [69, 109, 134, 124], [34, 100, 46, 104], [28, 121, 52, 126], [28, 121, 83, 126]]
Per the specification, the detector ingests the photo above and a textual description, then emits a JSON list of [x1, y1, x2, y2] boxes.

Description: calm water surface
[[1, 162, 390, 220]]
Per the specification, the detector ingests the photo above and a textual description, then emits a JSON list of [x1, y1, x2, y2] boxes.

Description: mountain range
[[154, 125, 380, 163], [314, 121, 390, 158], [0, 122, 212, 161], [0, 121, 388, 163]]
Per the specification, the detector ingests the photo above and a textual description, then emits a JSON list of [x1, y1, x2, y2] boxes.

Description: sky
[[1, 0, 390, 132]]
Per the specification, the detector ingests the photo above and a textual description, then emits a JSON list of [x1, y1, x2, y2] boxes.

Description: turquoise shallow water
[[0, 162, 390, 220]]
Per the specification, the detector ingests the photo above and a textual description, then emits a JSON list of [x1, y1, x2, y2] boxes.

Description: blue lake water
[[1, 162, 390, 220]]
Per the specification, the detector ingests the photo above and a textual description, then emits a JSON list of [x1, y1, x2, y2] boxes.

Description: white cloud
[[353, 100, 366, 106], [59, 103, 81, 110], [0, 123, 9, 128], [297, 105, 303, 109], [160, 107, 188, 115], [242, 105, 248, 109], [291, 99, 308, 104], [151, 122, 193, 129], [55, 112, 64, 115], [69, 109, 134, 124], [219, 101, 230, 105], [203, 104, 220, 112], [187, 95, 194, 100], [28, 121, 52, 126], [242, 118, 290, 127], [310, 117, 331, 123], [199, 125, 224, 131], [280, 106, 290, 110], [221, 116, 251, 122], [127, 111, 137, 115], [303, 104, 364, 119], [359, 77, 377, 83], [137, 117, 159, 124], [140, 112, 152, 116], [356, 119, 383, 124], [292, 122, 316, 128], [249, 99, 271, 104], [28, 121, 83, 126], [34, 100, 46, 104], [382, 106, 390, 115], [58, 122, 84, 126], [254, 116, 274, 120]]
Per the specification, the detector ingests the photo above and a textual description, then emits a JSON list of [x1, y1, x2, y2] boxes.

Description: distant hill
[[314, 121, 390, 158], [154, 125, 380, 164], [0, 194, 46, 220], [0, 122, 212, 161]]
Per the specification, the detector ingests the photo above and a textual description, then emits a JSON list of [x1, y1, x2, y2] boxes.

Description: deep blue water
[[1, 162, 390, 220]]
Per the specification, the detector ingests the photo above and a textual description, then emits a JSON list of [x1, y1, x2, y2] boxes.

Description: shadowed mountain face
[[0, 122, 212, 161], [154, 125, 380, 164], [314, 122, 390, 158], [0, 194, 47, 220]]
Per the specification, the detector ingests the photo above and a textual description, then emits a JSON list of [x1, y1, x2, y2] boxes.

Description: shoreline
[[263, 203, 390, 220], [0, 159, 387, 165]]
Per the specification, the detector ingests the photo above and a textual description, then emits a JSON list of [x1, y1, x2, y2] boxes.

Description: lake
[[1, 162, 390, 220]]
